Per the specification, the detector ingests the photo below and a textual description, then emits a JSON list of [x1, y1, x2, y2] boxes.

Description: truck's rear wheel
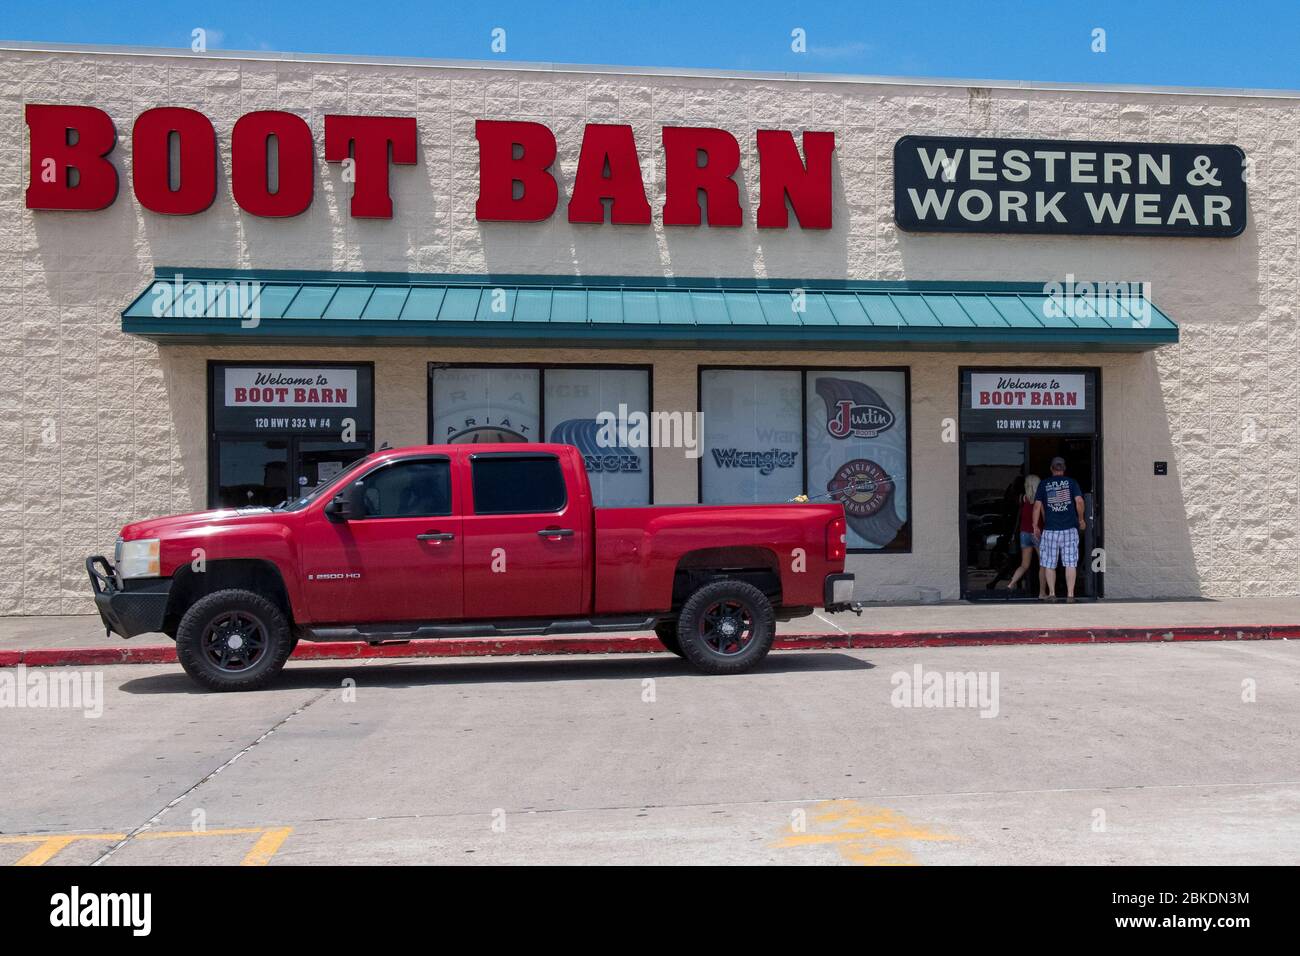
[[653, 620, 685, 657], [676, 580, 775, 674], [176, 589, 294, 691]]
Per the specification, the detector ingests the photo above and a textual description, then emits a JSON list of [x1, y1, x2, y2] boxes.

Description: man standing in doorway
[[1033, 456, 1086, 602]]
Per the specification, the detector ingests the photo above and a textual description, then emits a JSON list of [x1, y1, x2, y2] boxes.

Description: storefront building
[[5, 42, 1295, 614]]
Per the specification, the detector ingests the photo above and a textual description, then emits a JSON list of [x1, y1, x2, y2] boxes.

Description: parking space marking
[[1, 833, 124, 866], [239, 827, 294, 866], [2, 827, 293, 866]]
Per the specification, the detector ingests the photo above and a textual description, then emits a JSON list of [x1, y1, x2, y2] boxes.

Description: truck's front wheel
[[175, 589, 294, 691], [676, 580, 775, 674]]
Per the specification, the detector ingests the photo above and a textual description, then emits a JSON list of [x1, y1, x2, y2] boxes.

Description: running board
[[305, 616, 659, 644]]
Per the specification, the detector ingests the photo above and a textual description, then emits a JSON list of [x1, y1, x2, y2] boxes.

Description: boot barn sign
[[22, 106, 1247, 239], [894, 135, 1247, 238], [22, 104, 834, 228]]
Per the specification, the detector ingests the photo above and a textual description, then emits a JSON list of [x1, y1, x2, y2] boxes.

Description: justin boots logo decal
[[826, 399, 895, 439]]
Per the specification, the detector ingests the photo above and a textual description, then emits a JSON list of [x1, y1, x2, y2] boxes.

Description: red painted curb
[[20, 646, 179, 667], [0, 623, 1292, 668]]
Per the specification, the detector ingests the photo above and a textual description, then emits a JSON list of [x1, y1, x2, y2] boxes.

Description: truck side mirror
[[325, 480, 366, 521]]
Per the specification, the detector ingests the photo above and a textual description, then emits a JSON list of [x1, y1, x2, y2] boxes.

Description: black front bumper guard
[[86, 555, 171, 639]]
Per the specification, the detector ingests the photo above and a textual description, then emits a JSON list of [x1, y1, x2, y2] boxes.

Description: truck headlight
[[118, 538, 161, 579]]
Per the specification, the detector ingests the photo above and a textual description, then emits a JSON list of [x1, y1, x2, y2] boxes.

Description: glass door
[[211, 436, 372, 509], [214, 439, 291, 508], [962, 439, 1028, 599], [294, 439, 370, 497]]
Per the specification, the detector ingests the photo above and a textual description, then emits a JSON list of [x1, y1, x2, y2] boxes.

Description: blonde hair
[[1024, 474, 1041, 501]]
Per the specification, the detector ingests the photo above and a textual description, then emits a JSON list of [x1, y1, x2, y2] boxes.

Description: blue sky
[[4, 0, 1299, 90]]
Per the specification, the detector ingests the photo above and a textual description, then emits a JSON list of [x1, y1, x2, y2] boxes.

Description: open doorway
[[962, 436, 1101, 600], [958, 366, 1102, 602]]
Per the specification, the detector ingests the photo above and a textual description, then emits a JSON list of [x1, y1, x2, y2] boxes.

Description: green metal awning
[[122, 269, 1179, 351]]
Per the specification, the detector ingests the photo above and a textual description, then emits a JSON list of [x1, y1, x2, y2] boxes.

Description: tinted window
[[360, 460, 451, 517], [472, 456, 566, 514]]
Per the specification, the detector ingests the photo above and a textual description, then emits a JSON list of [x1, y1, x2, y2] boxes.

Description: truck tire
[[675, 580, 776, 675], [175, 589, 294, 692], [653, 620, 685, 657]]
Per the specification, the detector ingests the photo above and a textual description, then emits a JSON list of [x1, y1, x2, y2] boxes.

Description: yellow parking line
[[137, 827, 272, 839], [137, 826, 295, 864], [240, 827, 293, 866], [16, 837, 81, 867], [3, 827, 292, 865], [1, 833, 124, 867]]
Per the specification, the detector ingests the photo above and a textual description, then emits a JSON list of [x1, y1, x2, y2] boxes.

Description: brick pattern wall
[[1, 47, 1295, 612]]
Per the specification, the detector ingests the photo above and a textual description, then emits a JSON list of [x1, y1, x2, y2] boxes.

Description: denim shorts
[[1019, 531, 1038, 549]]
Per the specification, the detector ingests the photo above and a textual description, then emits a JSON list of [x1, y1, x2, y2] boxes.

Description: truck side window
[[361, 460, 452, 518], [471, 456, 567, 514]]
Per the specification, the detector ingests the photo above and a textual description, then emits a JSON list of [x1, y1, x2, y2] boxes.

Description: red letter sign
[[132, 107, 218, 215], [324, 115, 417, 219], [25, 104, 119, 210], [756, 130, 835, 229], [232, 110, 314, 217], [661, 126, 742, 227], [475, 120, 559, 222], [567, 124, 651, 225]]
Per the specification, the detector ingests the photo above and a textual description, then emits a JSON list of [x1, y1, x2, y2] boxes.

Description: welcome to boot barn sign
[[894, 135, 1247, 238]]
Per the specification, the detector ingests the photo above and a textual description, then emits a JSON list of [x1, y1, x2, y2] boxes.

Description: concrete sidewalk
[[1, 597, 1296, 666]]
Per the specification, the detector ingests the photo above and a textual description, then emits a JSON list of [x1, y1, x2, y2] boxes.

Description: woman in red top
[[1007, 474, 1045, 597]]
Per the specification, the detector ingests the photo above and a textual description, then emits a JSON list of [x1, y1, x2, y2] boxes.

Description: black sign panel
[[895, 135, 1246, 238], [960, 369, 1097, 435], [211, 363, 374, 435]]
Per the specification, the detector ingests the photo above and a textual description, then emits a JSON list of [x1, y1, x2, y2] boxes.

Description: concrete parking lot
[[2, 640, 1297, 865]]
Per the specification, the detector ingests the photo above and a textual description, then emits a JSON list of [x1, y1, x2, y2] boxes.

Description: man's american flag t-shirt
[[1036, 476, 1082, 531]]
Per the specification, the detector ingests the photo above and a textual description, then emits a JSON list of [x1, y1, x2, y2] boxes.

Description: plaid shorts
[[1039, 528, 1079, 569]]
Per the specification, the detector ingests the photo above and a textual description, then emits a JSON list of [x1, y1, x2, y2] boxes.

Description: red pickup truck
[[87, 443, 853, 690]]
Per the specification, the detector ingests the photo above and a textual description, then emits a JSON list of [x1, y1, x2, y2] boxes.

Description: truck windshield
[[275, 455, 371, 512]]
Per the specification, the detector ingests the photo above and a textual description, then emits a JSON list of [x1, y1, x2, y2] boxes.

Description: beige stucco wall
[[2, 45, 1295, 612]]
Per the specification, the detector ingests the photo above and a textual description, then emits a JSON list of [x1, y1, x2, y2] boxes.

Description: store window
[[700, 367, 911, 553], [700, 369, 804, 503], [209, 363, 374, 509], [429, 364, 651, 506]]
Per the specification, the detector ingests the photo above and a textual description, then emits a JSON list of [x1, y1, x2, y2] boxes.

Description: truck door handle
[[416, 532, 455, 541], [537, 528, 574, 538]]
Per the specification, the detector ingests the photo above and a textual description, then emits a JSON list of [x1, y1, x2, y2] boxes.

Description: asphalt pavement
[[3, 639, 1296, 865]]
